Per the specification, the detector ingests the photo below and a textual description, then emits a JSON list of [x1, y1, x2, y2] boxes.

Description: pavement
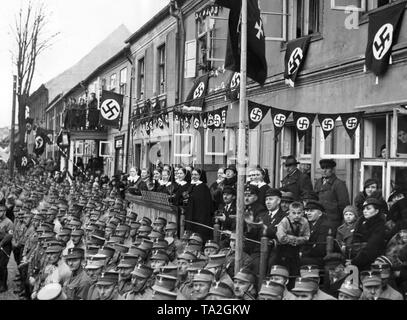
[[0, 253, 21, 300]]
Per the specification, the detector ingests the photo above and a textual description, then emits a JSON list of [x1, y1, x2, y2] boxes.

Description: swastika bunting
[[248, 100, 270, 130]]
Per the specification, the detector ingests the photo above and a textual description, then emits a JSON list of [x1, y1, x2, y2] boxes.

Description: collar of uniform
[[178, 181, 187, 186]]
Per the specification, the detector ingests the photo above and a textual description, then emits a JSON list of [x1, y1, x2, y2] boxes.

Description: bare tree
[[11, 1, 58, 143]]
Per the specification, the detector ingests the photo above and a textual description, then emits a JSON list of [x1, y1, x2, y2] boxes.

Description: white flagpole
[[235, 0, 248, 275]]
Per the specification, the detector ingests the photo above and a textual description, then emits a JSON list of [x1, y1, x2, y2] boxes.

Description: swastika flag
[[99, 90, 124, 128], [340, 112, 364, 139], [34, 127, 51, 156], [248, 100, 270, 130], [318, 114, 339, 140], [284, 36, 312, 87], [293, 112, 316, 141], [365, 2, 405, 77], [270, 107, 292, 138], [184, 73, 209, 112]]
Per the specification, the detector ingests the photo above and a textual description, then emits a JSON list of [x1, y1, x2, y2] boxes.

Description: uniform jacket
[[0, 216, 14, 251], [314, 174, 350, 227], [351, 213, 386, 270], [63, 268, 91, 300], [281, 168, 313, 200], [360, 284, 404, 300], [118, 278, 133, 296], [12, 219, 26, 247]]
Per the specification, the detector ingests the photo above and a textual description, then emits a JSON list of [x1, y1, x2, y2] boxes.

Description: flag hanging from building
[[318, 114, 339, 139], [34, 127, 51, 156], [226, 72, 240, 101], [202, 113, 208, 129], [99, 90, 124, 128], [365, 2, 406, 77], [270, 108, 291, 138], [216, 0, 267, 85], [293, 112, 316, 141], [284, 36, 312, 87], [248, 101, 270, 130], [340, 112, 364, 139], [184, 73, 210, 112]]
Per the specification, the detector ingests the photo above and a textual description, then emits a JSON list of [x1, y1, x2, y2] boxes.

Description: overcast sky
[[0, 0, 169, 128]]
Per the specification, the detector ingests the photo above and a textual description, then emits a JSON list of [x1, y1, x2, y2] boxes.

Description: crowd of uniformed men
[[0, 154, 407, 301]]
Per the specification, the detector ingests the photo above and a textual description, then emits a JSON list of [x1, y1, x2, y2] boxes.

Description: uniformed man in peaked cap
[[63, 248, 91, 300]]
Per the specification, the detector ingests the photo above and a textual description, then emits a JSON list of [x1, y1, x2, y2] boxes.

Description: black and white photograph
[[1, 0, 407, 306]]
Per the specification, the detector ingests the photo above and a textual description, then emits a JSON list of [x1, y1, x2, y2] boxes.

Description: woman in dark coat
[[350, 198, 386, 271], [185, 168, 214, 242], [174, 168, 191, 207], [209, 167, 225, 211]]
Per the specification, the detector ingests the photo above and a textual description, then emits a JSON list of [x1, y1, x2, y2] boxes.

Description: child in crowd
[[336, 205, 358, 251]]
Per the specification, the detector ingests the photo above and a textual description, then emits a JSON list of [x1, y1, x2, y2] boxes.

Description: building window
[[184, 40, 197, 79], [157, 45, 166, 95], [137, 57, 145, 100], [196, 13, 227, 75], [391, 109, 407, 158], [330, 0, 398, 12], [119, 68, 127, 95], [110, 74, 117, 92], [319, 120, 360, 159], [289, 0, 321, 40], [260, 0, 288, 41], [363, 115, 388, 159], [367, 0, 398, 10]]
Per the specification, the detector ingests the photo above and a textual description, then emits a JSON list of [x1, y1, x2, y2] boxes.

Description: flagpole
[[235, 0, 248, 276], [9, 75, 17, 178]]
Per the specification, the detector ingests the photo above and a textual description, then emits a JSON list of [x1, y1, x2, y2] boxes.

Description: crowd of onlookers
[[0, 155, 406, 300]]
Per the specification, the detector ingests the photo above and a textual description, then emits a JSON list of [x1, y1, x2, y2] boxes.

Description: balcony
[[63, 107, 108, 140]]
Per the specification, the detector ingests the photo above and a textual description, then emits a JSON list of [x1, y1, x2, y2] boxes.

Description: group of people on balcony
[[63, 93, 99, 131]]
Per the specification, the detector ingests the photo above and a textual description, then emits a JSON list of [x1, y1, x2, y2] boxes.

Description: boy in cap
[[63, 248, 91, 300], [336, 205, 358, 251], [314, 159, 350, 232]]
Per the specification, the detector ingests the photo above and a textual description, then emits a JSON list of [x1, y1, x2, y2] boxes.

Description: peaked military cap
[[132, 264, 154, 278], [208, 281, 234, 298], [193, 269, 214, 283], [152, 274, 177, 291], [291, 277, 319, 293], [63, 247, 85, 260], [300, 265, 321, 278], [259, 280, 285, 297], [96, 272, 119, 286]]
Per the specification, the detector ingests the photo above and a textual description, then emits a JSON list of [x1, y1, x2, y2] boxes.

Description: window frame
[[184, 40, 197, 79], [99, 141, 112, 158], [330, 0, 367, 11], [385, 161, 407, 202], [288, 0, 322, 40], [205, 129, 229, 156], [391, 107, 407, 158], [319, 122, 361, 159], [137, 57, 145, 100], [174, 133, 194, 158], [260, 0, 289, 41], [157, 44, 166, 95], [119, 67, 127, 95], [110, 73, 117, 92], [360, 161, 386, 192]]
